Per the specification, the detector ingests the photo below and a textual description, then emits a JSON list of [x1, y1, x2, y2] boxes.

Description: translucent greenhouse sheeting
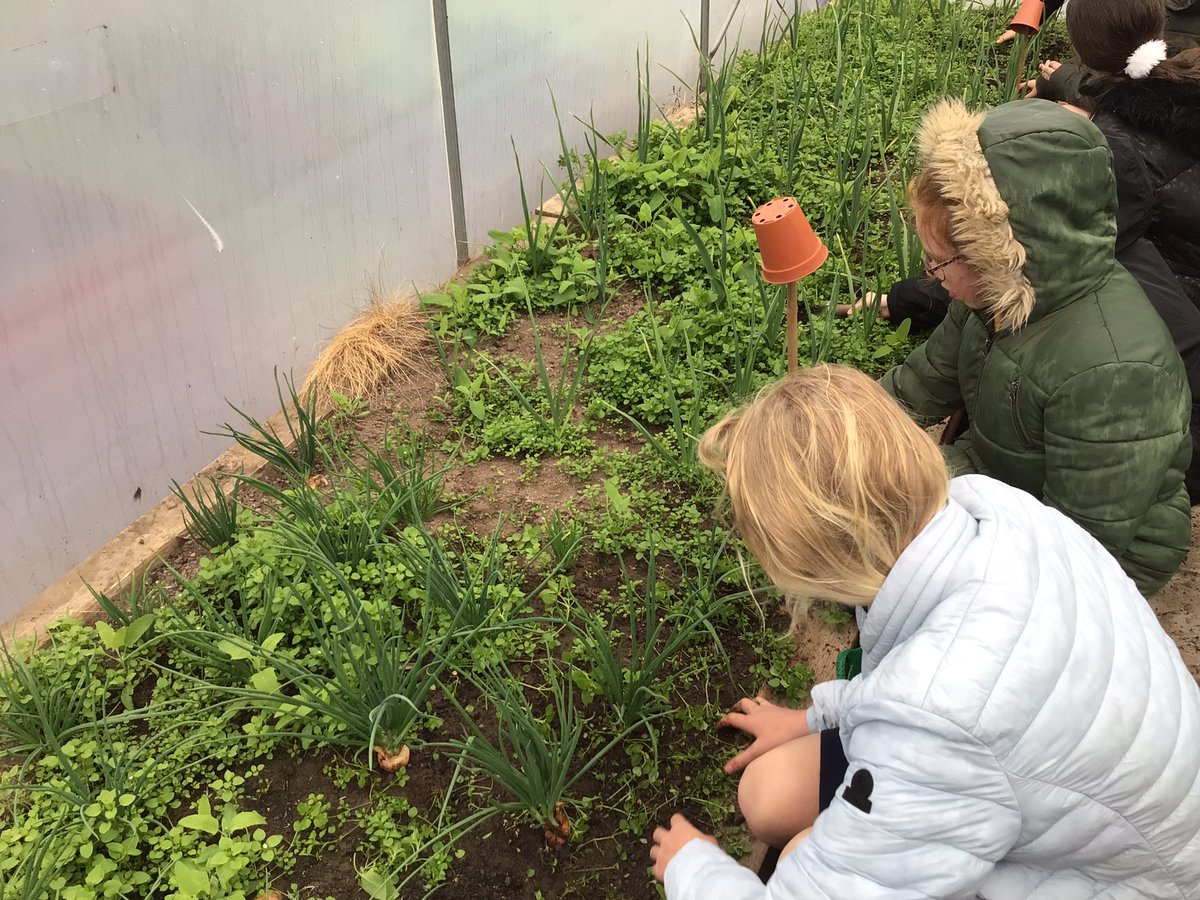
[[448, 0, 788, 251], [0, 0, 823, 621], [0, 2, 456, 618]]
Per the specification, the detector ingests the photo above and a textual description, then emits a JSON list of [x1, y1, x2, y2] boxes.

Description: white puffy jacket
[[666, 475, 1200, 899]]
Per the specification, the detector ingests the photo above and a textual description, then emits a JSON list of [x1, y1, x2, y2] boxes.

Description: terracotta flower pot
[[1009, 0, 1044, 36], [751, 197, 828, 284]]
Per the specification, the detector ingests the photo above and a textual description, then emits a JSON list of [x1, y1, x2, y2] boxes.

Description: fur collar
[[1095, 79, 1200, 153], [916, 100, 1036, 331]]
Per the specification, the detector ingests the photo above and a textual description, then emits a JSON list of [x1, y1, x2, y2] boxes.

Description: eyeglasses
[[924, 253, 964, 279]]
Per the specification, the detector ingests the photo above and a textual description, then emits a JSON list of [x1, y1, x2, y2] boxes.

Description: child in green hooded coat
[[880, 98, 1191, 595]]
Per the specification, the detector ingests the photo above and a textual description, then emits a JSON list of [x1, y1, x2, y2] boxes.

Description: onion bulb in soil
[[373, 744, 411, 772], [255, 893, 284, 900], [544, 802, 571, 847]]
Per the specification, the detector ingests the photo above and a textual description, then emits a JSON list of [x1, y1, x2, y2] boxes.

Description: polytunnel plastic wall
[[0, 1, 785, 621], [449, 0, 782, 253], [0, 2, 456, 620]]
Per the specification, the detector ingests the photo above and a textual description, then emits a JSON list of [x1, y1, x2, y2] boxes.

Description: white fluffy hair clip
[[1125, 39, 1168, 78]]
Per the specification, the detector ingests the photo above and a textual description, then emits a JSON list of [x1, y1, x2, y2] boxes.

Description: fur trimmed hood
[[915, 99, 1119, 331], [916, 100, 1035, 331]]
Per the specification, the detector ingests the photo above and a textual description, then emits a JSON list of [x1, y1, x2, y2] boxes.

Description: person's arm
[[1042, 362, 1189, 559], [1034, 60, 1091, 105], [664, 701, 1021, 900], [1100, 120, 1156, 253], [804, 678, 860, 732], [887, 277, 953, 332], [945, 430, 986, 476], [879, 303, 967, 427]]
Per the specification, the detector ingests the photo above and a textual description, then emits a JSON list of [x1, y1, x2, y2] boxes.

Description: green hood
[[917, 98, 1119, 328]]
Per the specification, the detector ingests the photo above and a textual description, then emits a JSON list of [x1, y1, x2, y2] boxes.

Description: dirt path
[[1150, 508, 1200, 678]]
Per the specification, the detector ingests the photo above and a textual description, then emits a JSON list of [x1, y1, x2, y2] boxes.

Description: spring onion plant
[[181, 566, 462, 767], [171, 475, 241, 550], [549, 96, 608, 239], [160, 565, 290, 683], [86, 569, 163, 627], [339, 426, 454, 526], [569, 545, 726, 734], [242, 439, 447, 569], [512, 139, 567, 280], [445, 660, 631, 844], [544, 512, 583, 571], [205, 368, 320, 481], [482, 187, 611, 446], [0, 639, 98, 764], [604, 292, 706, 475]]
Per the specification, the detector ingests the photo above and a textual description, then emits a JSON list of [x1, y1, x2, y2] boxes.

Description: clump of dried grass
[[303, 289, 432, 400]]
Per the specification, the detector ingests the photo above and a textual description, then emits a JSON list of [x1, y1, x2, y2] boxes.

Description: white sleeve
[[666, 700, 1021, 900], [664, 840, 769, 900], [776, 700, 1021, 898], [805, 678, 855, 732]]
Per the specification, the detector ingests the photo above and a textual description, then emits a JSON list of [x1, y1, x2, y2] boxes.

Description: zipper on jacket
[[978, 311, 998, 354], [1009, 375, 1032, 447], [970, 311, 999, 415]]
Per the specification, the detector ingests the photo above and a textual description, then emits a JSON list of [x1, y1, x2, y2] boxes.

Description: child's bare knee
[[738, 755, 785, 844]]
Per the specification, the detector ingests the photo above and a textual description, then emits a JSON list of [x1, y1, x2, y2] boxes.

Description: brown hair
[[698, 365, 949, 611], [1067, 0, 1200, 83]]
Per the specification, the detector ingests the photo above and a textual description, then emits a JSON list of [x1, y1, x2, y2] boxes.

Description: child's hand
[[717, 697, 811, 774], [837, 291, 890, 319], [650, 814, 718, 882], [996, 28, 1017, 44]]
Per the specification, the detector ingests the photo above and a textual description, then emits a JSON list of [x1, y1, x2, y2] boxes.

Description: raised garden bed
[[0, 2, 1105, 898]]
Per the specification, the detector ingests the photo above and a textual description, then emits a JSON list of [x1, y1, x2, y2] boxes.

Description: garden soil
[[160, 342, 1200, 898]]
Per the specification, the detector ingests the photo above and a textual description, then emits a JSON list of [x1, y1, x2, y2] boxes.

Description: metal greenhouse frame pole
[[433, 0, 470, 266]]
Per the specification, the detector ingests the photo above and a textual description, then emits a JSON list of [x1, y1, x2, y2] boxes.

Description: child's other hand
[[717, 697, 811, 774], [837, 291, 889, 319], [650, 814, 718, 882], [1039, 59, 1062, 78], [996, 28, 1017, 44]]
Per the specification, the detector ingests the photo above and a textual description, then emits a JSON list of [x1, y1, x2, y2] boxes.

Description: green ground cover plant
[[0, 1, 1050, 896]]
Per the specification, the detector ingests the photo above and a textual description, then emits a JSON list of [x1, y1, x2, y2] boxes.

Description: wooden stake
[[787, 281, 799, 374]]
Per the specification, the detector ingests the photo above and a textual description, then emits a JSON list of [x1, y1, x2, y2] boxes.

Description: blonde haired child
[[650, 364, 1200, 899]]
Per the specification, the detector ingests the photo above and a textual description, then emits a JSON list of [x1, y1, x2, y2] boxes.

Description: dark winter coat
[[1093, 77, 1200, 308], [1095, 78, 1200, 503], [881, 100, 1192, 596], [1167, 0, 1200, 50]]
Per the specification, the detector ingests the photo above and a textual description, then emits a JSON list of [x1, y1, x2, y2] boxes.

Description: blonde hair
[[908, 167, 960, 253], [698, 365, 949, 611]]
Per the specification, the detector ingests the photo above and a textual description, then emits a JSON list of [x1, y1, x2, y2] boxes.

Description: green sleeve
[[943, 433, 984, 476], [880, 304, 967, 427], [1042, 362, 1187, 556]]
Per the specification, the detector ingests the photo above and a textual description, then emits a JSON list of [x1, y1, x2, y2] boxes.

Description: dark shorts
[[818, 727, 849, 812], [757, 727, 850, 882]]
